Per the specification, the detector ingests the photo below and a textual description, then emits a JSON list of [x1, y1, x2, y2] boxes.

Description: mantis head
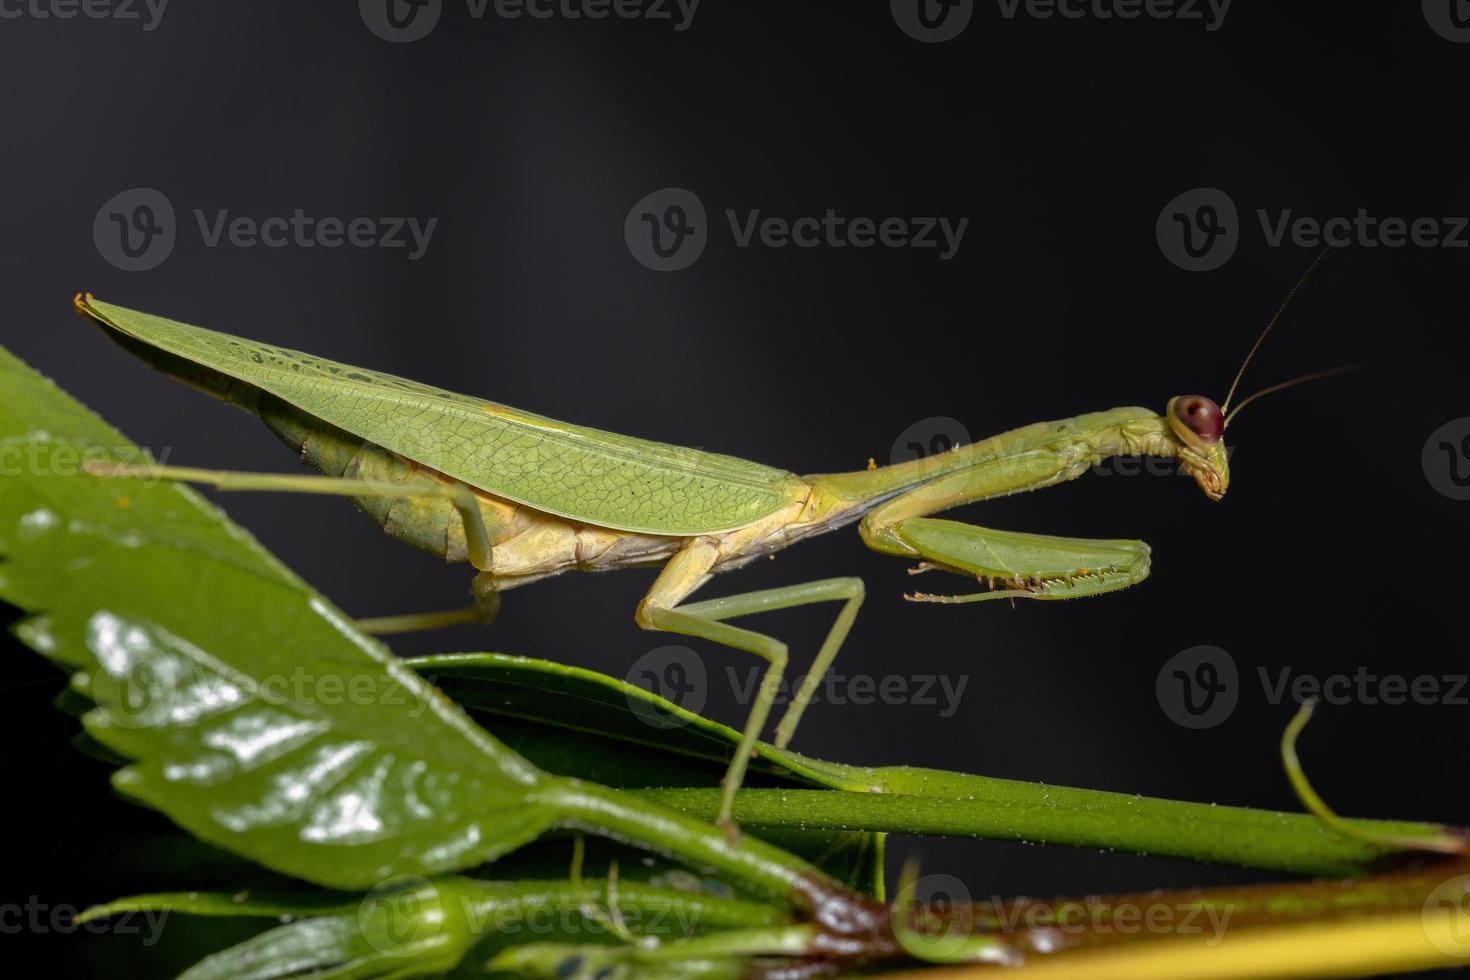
[[1162, 247, 1354, 504], [1165, 394, 1229, 501]]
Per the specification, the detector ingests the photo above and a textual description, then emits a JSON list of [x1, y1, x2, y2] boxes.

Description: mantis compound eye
[[1172, 395, 1224, 444]]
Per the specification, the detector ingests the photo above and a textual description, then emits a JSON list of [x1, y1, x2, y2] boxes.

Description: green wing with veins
[[80, 297, 807, 535]]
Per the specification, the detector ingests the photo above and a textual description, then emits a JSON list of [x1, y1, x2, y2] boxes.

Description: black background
[[3, 2, 1469, 975]]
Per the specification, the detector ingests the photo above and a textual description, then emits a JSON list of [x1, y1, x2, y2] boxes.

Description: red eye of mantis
[[1173, 395, 1224, 444]]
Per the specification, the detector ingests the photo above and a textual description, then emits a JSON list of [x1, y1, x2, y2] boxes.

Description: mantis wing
[[80, 298, 806, 535]]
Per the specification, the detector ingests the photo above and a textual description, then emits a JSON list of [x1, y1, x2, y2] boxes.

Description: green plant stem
[[631, 786, 1445, 877], [542, 780, 883, 921]]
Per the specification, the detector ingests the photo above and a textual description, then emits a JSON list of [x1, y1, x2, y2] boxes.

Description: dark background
[[3, 1, 1468, 974]]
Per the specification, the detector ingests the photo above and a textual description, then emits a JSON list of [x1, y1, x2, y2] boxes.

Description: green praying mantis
[[75, 275, 1339, 838]]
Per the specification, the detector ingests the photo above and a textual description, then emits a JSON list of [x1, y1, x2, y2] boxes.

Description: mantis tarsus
[[74, 278, 1330, 838]]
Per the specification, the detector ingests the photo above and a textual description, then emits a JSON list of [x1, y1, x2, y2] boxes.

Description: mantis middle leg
[[637, 540, 865, 836]]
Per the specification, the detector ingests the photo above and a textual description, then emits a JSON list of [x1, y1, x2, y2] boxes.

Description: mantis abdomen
[[197, 390, 494, 565], [261, 398, 688, 583]]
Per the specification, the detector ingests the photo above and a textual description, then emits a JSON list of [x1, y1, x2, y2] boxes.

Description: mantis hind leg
[[638, 542, 865, 838], [354, 590, 501, 635], [83, 461, 501, 632]]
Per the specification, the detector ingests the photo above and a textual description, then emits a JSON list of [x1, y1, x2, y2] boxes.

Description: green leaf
[[0, 346, 564, 890], [414, 652, 869, 789]]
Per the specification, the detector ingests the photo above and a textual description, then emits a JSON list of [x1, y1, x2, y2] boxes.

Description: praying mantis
[[75, 277, 1335, 838]]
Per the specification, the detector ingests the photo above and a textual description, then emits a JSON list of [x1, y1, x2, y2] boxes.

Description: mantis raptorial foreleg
[[858, 441, 1152, 602], [83, 462, 502, 632], [891, 521, 1150, 603], [637, 541, 866, 837]]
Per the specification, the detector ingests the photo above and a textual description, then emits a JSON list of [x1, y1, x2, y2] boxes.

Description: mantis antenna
[[1219, 246, 1350, 431], [1222, 364, 1357, 430]]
